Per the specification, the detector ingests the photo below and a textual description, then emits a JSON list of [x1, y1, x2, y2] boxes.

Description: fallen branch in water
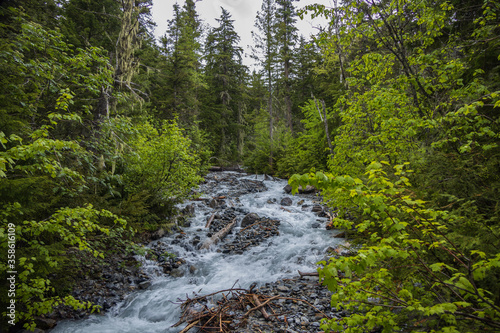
[[205, 211, 216, 228], [200, 217, 237, 250]]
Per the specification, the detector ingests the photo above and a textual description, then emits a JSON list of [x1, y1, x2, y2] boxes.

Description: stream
[[52, 172, 342, 333]]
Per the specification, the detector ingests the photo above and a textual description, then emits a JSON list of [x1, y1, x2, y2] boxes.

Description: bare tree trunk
[[313, 94, 334, 158], [200, 218, 237, 250], [268, 70, 274, 172]]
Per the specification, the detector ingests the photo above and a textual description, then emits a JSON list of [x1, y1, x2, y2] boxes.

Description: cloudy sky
[[151, 0, 333, 66]]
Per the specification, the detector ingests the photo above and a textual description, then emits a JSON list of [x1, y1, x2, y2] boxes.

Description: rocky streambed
[[48, 171, 346, 333]]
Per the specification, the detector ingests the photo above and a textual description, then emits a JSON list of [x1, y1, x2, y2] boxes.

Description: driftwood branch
[[200, 217, 237, 250], [179, 319, 200, 333], [244, 296, 279, 318], [252, 294, 273, 321], [205, 211, 216, 228], [298, 270, 319, 277]]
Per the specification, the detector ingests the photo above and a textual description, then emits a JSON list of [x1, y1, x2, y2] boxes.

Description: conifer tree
[[252, 0, 279, 169], [276, 0, 299, 132], [202, 8, 247, 161], [160, 0, 203, 127]]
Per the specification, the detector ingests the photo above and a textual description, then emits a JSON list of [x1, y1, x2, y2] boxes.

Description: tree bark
[[312, 94, 334, 158]]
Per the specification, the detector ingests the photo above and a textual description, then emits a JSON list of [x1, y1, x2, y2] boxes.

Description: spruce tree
[[160, 0, 202, 128], [275, 0, 299, 132], [252, 0, 279, 170], [202, 8, 247, 161]]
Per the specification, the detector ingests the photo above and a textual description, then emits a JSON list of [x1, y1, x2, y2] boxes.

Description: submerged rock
[[280, 197, 293, 206]]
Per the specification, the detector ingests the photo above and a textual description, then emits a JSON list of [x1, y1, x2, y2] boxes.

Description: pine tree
[[252, 0, 279, 170], [160, 0, 202, 128], [202, 8, 247, 161], [275, 0, 299, 132]]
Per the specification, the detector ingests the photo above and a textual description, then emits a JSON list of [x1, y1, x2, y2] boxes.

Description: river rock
[[170, 268, 184, 278], [35, 318, 57, 329], [181, 203, 195, 217], [311, 205, 323, 213], [280, 197, 293, 206], [151, 228, 167, 240], [284, 184, 317, 194], [209, 198, 218, 208], [138, 280, 151, 289], [241, 213, 260, 227]]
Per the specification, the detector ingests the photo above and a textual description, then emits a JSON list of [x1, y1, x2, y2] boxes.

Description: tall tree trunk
[[268, 70, 274, 172], [313, 94, 334, 158], [237, 102, 244, 159], [284, 57, 293, 132]]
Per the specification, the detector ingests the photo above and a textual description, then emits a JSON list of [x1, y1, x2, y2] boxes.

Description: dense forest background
[[1, 0, 499, 332]]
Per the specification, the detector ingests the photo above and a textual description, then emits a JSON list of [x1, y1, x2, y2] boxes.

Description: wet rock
[[170, 268, 184, 278], [334, 231, 346, 238], [138, 281, 151, 289], [284, 184, 317, 194], [209, 198, 218, 208], [35, 318, 57, 329], [241, 213, 260, 227], [302, 185, 316, 194], [311, 222, 321, 228], [311, 205, 323, 213], [276, 285, 289, 292], [151, 228, 167, 240], [181, 203, 195, 217], [280, 197, 293, 206]]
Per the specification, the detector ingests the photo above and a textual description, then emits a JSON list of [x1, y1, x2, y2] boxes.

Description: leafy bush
[[123, 120, 204, 215], [290, 162, 500, 332]]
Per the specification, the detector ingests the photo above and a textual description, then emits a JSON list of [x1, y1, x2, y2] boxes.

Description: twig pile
[[172, 284, 330, 332]]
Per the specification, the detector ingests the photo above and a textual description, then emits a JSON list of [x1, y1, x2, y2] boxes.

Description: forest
[[0, 0, 499, 332]]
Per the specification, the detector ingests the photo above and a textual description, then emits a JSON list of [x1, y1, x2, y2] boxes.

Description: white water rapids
[[52, 172, 342, 333]]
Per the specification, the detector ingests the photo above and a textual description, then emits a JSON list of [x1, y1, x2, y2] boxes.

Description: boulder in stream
[[280, 197, 293, 206], [241, 213, 260, 227]]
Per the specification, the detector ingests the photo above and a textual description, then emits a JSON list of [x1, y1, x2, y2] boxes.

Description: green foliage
[[294, 0, 500, 331], [244, 107, 292, 175], [201, 8, 247, 161], [275, 99, 340, 177], [123, 119, 204, 212], [290, 162, 500, 332], [0, 203, 127, 330]]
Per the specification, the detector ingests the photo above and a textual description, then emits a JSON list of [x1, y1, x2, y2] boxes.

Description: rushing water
[[52, 172, 341, 333]]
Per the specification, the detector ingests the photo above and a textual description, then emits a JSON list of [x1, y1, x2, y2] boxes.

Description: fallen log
[[192, 198, 210, 202], [298, 270, 319, 277], [209, 166, 245, 173], [205, 211, 217, 228], [200, 217, 237, 250]]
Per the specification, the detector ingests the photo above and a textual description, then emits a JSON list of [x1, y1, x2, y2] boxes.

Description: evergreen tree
[[275, 0, 299, 132], [160, 0, 203, 128], [252, 0, 279, 170], [202, 8, 247, 161]]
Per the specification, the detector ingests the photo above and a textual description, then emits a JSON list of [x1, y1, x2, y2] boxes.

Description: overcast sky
[[151, 0, 333, 66]]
